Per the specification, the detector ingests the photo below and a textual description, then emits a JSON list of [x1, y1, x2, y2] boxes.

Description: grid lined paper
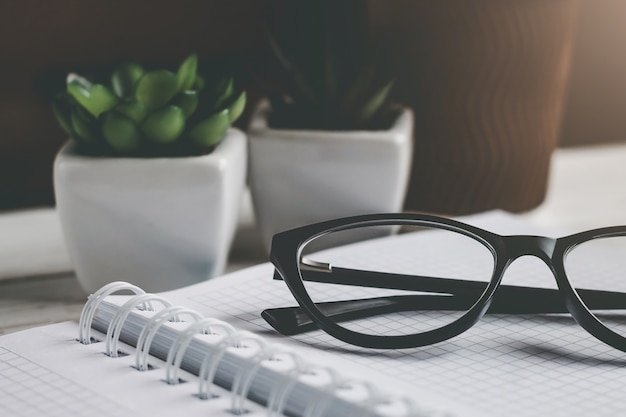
[[0, 347, 125, 417], [4, 212, 622, 417], [0, 327, 271, 417], [183, 215, 626, 417]]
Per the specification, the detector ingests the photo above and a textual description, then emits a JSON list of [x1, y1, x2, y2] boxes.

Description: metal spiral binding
[[135, 306, 203, 371], [197, 327, 245, 400], [348, 381, 385, 417], [301, 366, 344, 417], [265, 349, 308, 417], [78, 282, 433, 417], [165, 318, 236, 385], [104, 294, 172, 358], [230, 335, 276, 415], [78, 281, 146, 345], [379, 397, 420, 417]]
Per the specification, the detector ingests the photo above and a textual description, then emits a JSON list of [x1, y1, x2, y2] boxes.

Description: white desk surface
[[1, 143, 625, 335]]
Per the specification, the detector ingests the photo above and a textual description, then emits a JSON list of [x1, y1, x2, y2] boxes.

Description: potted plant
[[52, 54, 247, 293], [248, 1, 413, 250]]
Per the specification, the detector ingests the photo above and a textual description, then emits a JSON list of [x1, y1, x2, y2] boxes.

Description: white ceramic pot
[[248, 100, 414, 250], [54, 128, 247, 293]]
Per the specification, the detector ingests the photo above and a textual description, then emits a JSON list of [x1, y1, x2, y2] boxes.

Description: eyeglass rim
[[269, 213, 626, 350], [554, 227, 626, 351]]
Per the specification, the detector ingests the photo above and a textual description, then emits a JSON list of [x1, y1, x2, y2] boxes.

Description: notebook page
[[0, 322, 267, 417], [159, 211, 626, 417]]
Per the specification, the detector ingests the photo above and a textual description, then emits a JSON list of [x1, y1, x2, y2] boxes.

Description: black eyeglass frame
[[268, 213, 626, 350]]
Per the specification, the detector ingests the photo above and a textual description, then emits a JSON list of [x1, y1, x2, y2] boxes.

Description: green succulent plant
[[52, 54, 246, 156], [256, 0, 396, 131]]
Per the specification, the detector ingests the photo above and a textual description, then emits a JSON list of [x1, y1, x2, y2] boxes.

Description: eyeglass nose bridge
[[502, 235, 557, 262]]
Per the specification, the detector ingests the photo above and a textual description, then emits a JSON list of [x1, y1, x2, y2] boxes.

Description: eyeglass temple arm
[[272, 265, 489, 294], [275, 265, 626, 299], [273, 265, 520, 295], [265, 267, 626, 336]]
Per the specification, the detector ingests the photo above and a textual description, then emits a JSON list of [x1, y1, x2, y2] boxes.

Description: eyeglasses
[[262, 213, 626, 350]]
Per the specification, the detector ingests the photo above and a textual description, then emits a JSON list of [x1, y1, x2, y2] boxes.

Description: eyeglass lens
[[564, 235, 626, 337], [298, 223, 495, 336]]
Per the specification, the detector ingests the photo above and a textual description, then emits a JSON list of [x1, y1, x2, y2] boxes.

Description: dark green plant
[[52, 54, 246, 156], [255, 0, 396, 131]]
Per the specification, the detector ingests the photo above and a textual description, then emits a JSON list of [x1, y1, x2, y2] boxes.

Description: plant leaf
[[213, 77, 234, 110], [101, 112, 141, 153], [52, 93, 76, 136], [340, 61, 377, 116], [355, 79, 395, 126], [89, 84, 120, 117], [135, 70, 179, 111], [171, 91, 199, 117], [67, 75, 118, 118], [190, 109, 229, 147], [70, 106, 99, 143], [177, 54, 198, 92], [141, 105, 186, 143], [194, 74, 205, 91], [52, 102, 74, 136], [227, 91, 246, 123], [113, 101, 147, 124], [66, 73, 91, 97], [111, 62, 144, 98], [267, 31, 316, 103]]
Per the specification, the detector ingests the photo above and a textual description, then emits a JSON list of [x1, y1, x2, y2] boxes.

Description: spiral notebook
[[3, 211, 626, 417], [0, 281, 460, 417]]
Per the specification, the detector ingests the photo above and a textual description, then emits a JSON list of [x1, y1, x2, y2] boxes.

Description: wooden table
[[1, 143, 625, 334]]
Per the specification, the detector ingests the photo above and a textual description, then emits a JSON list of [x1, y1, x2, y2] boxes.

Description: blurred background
[[1, 0, 623, 212]]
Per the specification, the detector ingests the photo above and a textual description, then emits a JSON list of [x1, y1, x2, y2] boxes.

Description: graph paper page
[[161, 211, 626, 417], [0, 322, 266, 417]]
